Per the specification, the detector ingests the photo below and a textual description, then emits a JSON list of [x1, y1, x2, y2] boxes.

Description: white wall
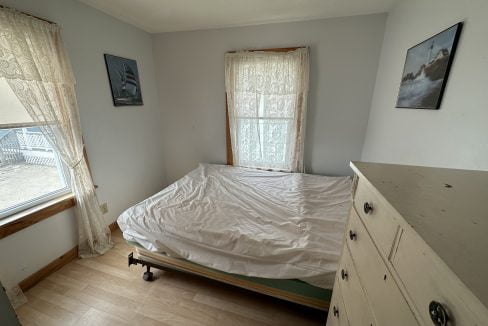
[[0, 0, 165, 287], [361, 0, 488, 170], [152, 14, 387, 183]]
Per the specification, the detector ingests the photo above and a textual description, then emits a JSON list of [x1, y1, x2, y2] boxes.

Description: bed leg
[[128, 253, 159, 281], [143, 265, 154, 282]]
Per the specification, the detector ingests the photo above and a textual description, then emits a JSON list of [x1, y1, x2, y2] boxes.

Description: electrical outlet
[[100, 203, 108, 214]]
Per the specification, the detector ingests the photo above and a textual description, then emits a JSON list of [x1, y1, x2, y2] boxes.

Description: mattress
[[118, 164, 352, 289]]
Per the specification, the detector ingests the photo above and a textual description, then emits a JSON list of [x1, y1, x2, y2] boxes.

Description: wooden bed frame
[[128, 245, 331, 311]]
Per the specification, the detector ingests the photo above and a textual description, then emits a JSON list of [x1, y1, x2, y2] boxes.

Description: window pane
[[0, 127, 69, 217], [0, 79, 33, 126], [237, 118, 290, 170]]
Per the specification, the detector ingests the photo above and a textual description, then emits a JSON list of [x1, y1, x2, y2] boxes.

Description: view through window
[[0, 80, 70, 218], [236, 97, 293, 169]]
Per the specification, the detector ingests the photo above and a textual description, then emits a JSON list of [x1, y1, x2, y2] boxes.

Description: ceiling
[[78, 0, 397, 33]]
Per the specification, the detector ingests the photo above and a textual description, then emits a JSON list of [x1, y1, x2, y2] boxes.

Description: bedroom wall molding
[[18, 244, 78, 292], [18, 221, 119, 292], [0, 194, 75, 240]]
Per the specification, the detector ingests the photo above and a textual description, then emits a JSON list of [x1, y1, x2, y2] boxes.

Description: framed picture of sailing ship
[[104, 54, 143, 106], [396, 22, 462, 110]]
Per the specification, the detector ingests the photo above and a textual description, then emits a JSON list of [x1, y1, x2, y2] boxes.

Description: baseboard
[[108, 221, 119, 232], [19, 221, 119, 292], [19, 246, 78, 292]]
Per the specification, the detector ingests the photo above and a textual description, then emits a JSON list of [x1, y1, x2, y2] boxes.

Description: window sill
[[0, 194, 75, 240]]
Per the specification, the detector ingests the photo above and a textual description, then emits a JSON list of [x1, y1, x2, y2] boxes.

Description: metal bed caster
[[143, 266, 153, 282], [128, 252, 162, 282]]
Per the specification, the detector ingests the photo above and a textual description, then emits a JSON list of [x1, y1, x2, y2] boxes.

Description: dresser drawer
[[392, 229, 488, 326], [339, 245, 376, 326], [327, 282, 350, 326], [346, 210, 418, 326], [353, 179, 399, 257]]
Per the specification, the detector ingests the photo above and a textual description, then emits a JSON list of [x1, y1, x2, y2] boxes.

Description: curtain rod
[[0, 4, 56, 25], [227, 46, 306, 54]]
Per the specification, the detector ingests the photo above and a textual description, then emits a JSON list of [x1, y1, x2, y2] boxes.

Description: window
[[0, 80, 70, 218], [236, 98, 294, 169], [225, 48, 309, 172], [1, 6, 112, 258]]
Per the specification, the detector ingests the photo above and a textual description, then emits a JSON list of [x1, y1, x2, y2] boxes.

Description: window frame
[[225, 46, 305, 170], [0, 125, 72, 219], [0, 194, 75, 240]]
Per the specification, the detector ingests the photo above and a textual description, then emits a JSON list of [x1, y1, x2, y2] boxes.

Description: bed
[[118, 164, 352, 310]]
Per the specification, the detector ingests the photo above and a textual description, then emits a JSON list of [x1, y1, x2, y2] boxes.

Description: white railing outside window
[[0, 127, 70, 218]]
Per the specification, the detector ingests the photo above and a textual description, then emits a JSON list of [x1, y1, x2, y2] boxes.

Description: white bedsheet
[[118, 164, 352, 288]]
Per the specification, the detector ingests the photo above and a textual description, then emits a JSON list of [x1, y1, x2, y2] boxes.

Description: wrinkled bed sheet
[[118, 164, 352, 288]]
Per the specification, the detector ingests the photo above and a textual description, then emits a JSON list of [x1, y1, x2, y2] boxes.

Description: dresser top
[[350, 161, 488, 307]]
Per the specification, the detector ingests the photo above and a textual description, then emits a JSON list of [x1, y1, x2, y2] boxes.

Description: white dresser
[[327, 162, 488, 326]]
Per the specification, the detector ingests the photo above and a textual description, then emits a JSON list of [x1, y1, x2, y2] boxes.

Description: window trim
[[0, 187, 72, 219], [0, 193, 75, 240], [0, 121, 53, 129], [225, 46, 305, 167], [0, 146, 96, 239]]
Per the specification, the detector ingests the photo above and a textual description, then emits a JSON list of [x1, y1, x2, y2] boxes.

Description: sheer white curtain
[[225, 48, 309, 172], [0, 8, 113, 261]]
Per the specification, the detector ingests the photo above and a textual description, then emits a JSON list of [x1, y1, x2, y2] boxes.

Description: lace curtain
[[0, 8, 112, 273], [225, 48, 309, 172]]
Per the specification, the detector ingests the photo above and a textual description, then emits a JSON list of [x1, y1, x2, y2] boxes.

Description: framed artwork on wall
[[104, 54, 143, 106], [396, 22, 463, 110]]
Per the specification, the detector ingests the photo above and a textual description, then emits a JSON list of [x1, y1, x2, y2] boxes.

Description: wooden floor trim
[[19, 246, 78, 292], [108, 221, 119, 232], [18, 221, 119, 292]]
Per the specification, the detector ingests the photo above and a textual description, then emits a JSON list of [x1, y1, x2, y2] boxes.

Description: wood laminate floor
[[16, 230, 326, 325]]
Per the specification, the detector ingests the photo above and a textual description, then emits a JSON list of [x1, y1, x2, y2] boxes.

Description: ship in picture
[[104, 54, 143, 106]]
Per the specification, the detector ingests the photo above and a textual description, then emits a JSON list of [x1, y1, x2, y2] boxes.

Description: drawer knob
[[349, 230, 357, 241], [333, 306, 339, 317], [363, 202, 373, 214], [429, 301, 449, 326], [341, 269, 348, 280]]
